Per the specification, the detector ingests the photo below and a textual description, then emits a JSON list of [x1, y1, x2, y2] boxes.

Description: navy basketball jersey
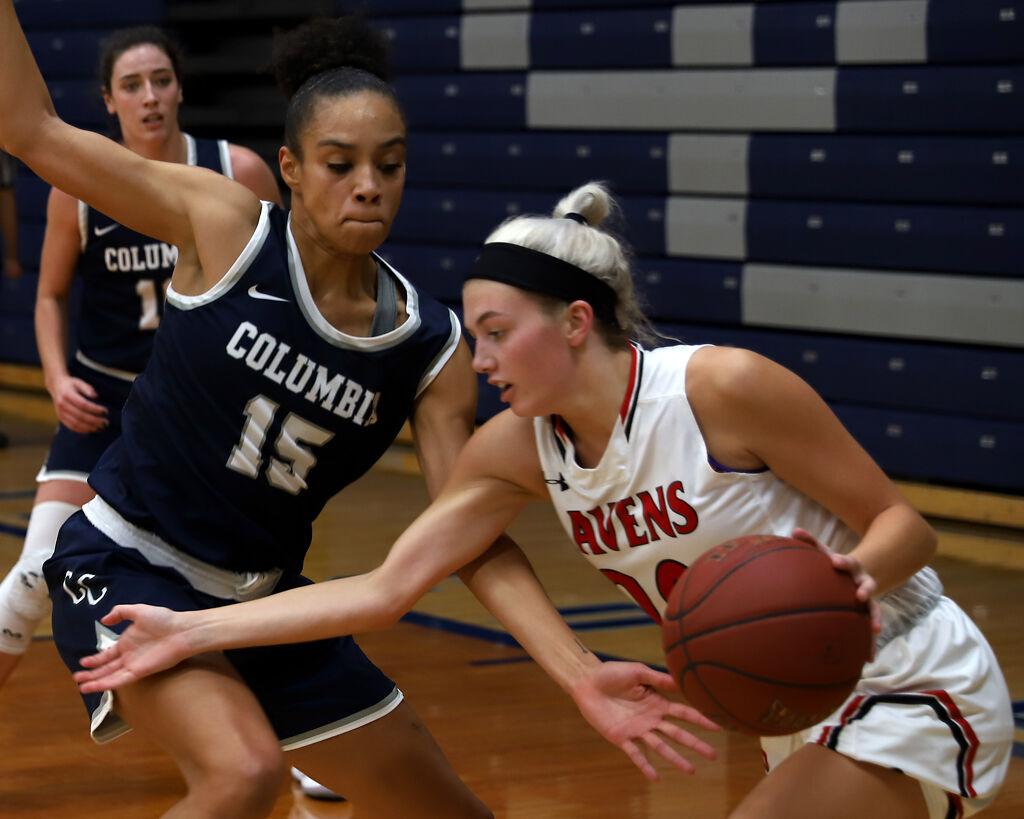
[[74, 134, 232, 379], [89, 202, 461, 573]]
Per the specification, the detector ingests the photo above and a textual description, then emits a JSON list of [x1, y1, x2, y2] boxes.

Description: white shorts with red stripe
[[760, 596, 1013, 818]]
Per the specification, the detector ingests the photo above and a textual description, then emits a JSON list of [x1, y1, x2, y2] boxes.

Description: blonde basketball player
[[74, 180, 1013, 818]]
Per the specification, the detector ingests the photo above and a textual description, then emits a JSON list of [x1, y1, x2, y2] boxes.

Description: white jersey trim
[[75, 349, 139, 383], [166, 200, 272, 310], [82, 496, 283, 602], [415, 309, 462, 398], [184, 132, 197, 166], [280, 686, 405, 751], [218, 140, 234, 179], [77, 200, 88, 252], [36, 466, 90, 484], [286, 215, 423, 351]]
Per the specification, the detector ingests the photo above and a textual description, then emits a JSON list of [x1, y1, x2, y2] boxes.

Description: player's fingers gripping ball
[[661, 535, 872, 736]]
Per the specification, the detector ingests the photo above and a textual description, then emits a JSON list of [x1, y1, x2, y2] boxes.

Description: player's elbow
[[2, 108, 60, 162], [361, 568, 421, 631]]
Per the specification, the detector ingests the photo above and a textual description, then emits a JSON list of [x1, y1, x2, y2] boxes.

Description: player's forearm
[[0, 1, 59, 156], [180, 571, 405, 656], [849, 503, 937, 595], [34, 296, 70, 389], [460, 536, 601, 694]]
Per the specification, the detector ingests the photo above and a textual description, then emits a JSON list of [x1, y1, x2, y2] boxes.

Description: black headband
[[467, 242, 619, 327]]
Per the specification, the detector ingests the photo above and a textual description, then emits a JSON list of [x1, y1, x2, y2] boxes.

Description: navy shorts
[[44, 510, 400, 748], [37, 358, 132, 482]]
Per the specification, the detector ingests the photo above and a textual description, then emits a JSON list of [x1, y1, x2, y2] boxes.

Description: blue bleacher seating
[[754, 2, 836, 66], [927, 0, 1024, 64], [836, 405, 1023, 493], [746, 200, 1021, 277], [374, 17, 461, 74], [27, 30, 106, 80], [747, 135, 1024, 206], [407, 132, 668, 193], [531, 10, 672, 69], [665, 323, 1024, 422], [395, 74, 527, 130], [837, 66, 1024, 133], [14, 0, 164, 30], [48, 80, 108, 128], [394, 188, 667, 256]]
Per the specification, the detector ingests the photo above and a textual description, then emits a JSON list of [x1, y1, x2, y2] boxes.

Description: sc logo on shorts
[[62, 571, 108, 606]]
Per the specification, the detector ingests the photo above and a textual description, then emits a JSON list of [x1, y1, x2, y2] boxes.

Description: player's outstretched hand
[[569, 661, 719, 781], [791, 527, 882, 640], [72, 604, 195, 693]]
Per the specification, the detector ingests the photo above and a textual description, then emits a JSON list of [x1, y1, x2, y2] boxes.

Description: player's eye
[[327, 163, 352, 174]]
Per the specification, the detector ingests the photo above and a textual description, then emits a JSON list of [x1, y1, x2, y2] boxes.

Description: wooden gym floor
[[0, 399, 1021, 818]]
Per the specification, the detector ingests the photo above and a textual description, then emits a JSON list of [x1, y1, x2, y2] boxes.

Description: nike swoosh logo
[[248, 285, 289, 303], [93, 223, 119, 237]]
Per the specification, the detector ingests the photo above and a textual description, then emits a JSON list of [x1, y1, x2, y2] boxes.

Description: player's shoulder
[[226, 142, 268, 174], [686, 345, 772, 400]]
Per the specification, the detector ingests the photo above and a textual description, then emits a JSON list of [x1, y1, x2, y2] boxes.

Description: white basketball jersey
[[534, 344, 940, 640]]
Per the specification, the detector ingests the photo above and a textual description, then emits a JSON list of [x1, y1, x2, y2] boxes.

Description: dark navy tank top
[[89, 202, 462, 573], [74, 134, 231, 379]]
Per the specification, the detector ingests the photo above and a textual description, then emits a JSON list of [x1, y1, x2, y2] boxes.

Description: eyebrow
[[118, 68, 173, 81], [469, 310, 507, 329], [316, 137, 407, 150]]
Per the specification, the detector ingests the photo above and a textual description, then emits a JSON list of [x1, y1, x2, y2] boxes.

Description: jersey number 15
[[226, 393, 334, 494]]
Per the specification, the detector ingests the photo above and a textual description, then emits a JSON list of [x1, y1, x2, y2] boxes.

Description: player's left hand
[[71, 604, 196, 693], [569, 661, 719, 781], [791, 527, 882, 641]]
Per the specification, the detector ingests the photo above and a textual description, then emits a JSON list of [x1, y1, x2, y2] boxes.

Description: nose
[[353, 165, 381, 205], [142, 81, 158, 106], [471, 343, 493, 375]]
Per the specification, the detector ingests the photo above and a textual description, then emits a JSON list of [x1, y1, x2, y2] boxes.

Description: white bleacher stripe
[[836, 0, 928, 64], [461, 12, 530, 70], [668, 134, 750, 195], [527, 69, 836, 130], [666, 196, 747, 259], [742, 263, 1024, 346], [673, 5, 754, 67]]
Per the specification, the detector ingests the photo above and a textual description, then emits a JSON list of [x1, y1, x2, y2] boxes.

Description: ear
[[564, 300, 596, 348], [279, 146, 300, 192], [102, 89, 116, 116]]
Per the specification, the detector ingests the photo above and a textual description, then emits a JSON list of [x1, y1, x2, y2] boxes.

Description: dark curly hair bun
[[272, 15, 391, 100]]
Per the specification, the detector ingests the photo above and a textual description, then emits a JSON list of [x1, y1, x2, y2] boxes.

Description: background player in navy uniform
[[78, 181, 1013, 819], [0, 9, 703, 817], [0, 26, 280, 690]]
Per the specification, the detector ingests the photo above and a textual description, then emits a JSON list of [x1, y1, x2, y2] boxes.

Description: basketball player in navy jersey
[[0, 26, 280, 691], [0, 8, 708, 816], [81, 181, 1014, 818]]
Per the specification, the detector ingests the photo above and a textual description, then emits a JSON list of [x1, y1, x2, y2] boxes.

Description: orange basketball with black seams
[[662, 535, 872, 736]]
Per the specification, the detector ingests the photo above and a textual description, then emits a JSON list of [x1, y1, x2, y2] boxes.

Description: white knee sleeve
[[0, 500, 79, 654]]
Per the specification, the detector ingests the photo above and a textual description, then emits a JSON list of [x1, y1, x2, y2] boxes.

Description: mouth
[[490, 381, 513, 402], [141, 113, 164, 127]]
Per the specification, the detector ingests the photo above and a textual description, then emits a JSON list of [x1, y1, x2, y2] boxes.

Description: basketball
[[662, 535, 873, 736]]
